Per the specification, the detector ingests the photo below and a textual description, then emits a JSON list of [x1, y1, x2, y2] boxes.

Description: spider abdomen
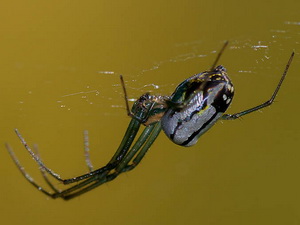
[[161, 65, 234, 146]]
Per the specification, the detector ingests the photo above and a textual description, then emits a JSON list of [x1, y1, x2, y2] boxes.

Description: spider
[[6, 42, 294, 200]]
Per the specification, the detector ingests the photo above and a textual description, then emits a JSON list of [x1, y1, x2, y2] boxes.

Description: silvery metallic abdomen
[[161, 65, 234, 146]]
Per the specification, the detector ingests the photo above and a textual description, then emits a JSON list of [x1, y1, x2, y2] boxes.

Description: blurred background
[[0, 0, 299, 224]]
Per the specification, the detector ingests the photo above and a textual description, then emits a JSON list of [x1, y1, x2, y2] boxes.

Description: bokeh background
[[0, 1, 299, 225]]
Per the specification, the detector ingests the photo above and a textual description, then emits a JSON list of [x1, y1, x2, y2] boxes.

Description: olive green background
[[0, 1, 299, 225]]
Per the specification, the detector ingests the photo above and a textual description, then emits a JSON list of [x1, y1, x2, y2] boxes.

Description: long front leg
[[13, 118, 141, 185], [222, 52, 294, 120], [119, 122, 162, 173]]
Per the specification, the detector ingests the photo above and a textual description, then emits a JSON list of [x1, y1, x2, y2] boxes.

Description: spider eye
[[161, 70, 234, 146]]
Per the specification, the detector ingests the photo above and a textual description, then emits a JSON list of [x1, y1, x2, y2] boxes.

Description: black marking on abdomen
[[180, 111, 218, 146]]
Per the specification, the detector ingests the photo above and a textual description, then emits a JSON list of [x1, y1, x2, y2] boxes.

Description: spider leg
[[61, 123, 161, 200], [9, 117, 150, 199], [45, 124, 156, 200], [6, 123, 146, 199], [7, 134, 110, 199], [222, 52, 294, 120], [63, 118, 142, 184], [33, 144, 61, 193], [9, 73, 165, 199], [210, 40, 229, 70], [5, 143, 55, 198], [116, 122, 162, 173], [83, 130, 93, 172], [14, 117, 142, 185], [57, 173, 111, 200], [52, 175, 102, 199], [14, 129, 65, 182]]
